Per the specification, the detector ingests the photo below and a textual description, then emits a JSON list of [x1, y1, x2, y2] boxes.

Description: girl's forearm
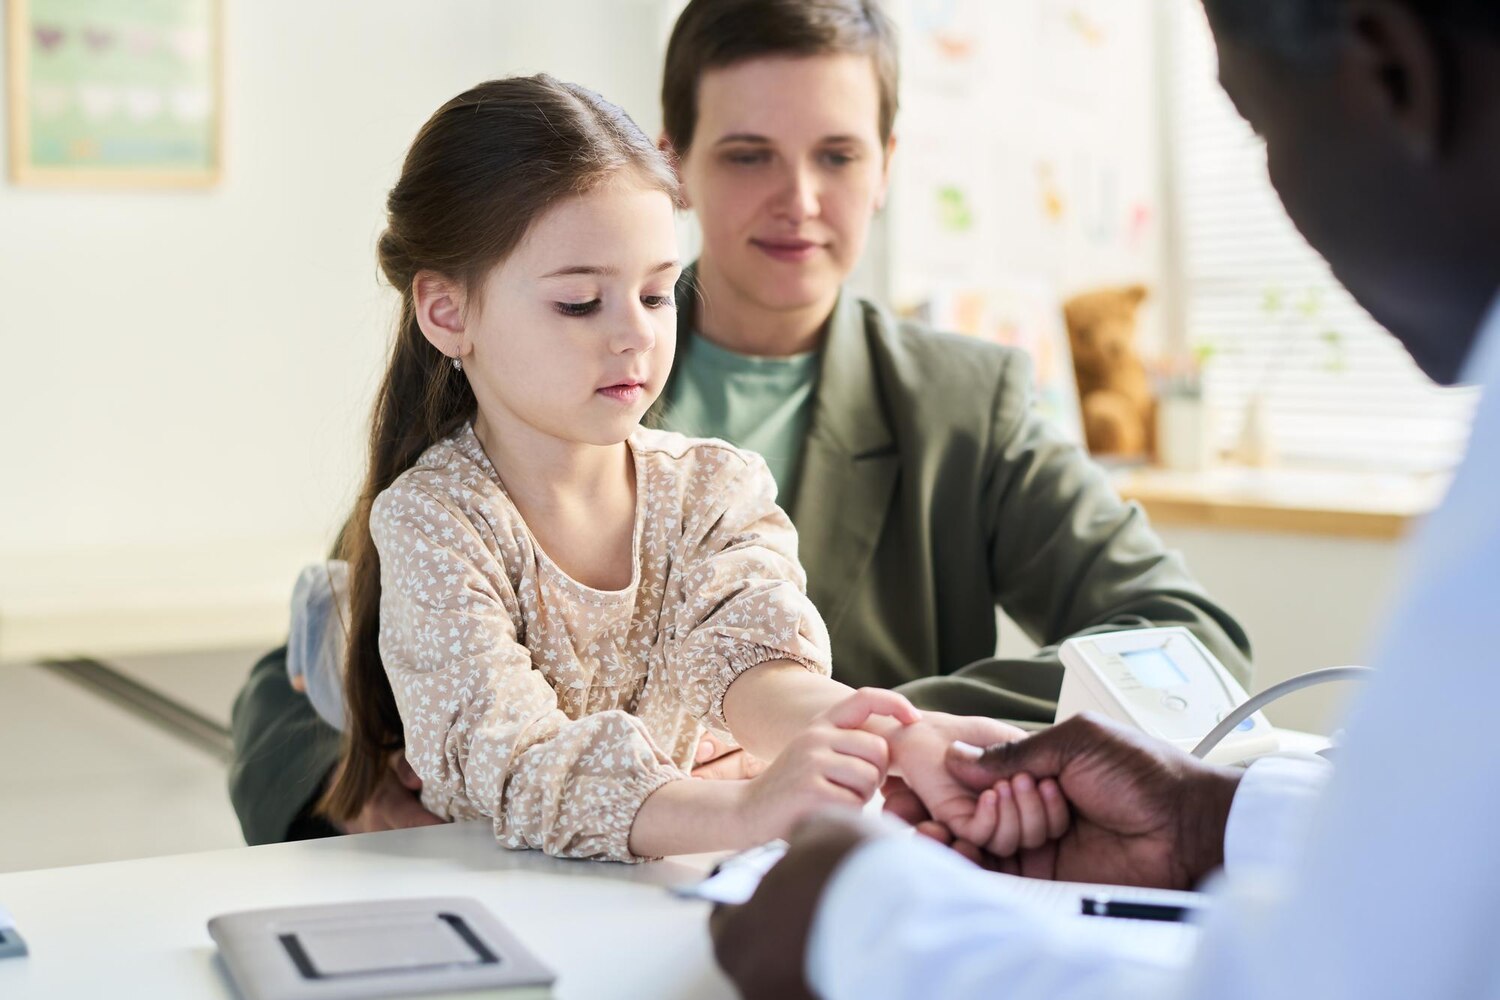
[[628, 777, 753, 857], [720, 660, 853, 761]]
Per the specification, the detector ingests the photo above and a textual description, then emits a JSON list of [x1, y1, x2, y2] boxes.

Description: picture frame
[[6, 0, 222, 187]]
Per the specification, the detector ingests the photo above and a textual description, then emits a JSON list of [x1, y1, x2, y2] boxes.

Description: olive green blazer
[[660, 269, 1249, 718], [228, 270, 1250, 845]]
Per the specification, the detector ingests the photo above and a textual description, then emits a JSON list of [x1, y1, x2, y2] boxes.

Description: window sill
[[1112, 466, 1449, 541]]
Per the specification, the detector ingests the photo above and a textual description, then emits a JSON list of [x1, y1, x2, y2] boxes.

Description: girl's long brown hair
[[321, 75, 680, 823]]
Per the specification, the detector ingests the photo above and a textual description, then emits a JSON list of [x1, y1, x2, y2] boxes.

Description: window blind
[[1168, 0, 1477, 473]]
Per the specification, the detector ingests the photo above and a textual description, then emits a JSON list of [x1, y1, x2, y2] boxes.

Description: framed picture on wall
[[5, 0, 221, 187]]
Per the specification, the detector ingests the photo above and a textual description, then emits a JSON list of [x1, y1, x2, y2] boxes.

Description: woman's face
[[678, 53, 893, 317]]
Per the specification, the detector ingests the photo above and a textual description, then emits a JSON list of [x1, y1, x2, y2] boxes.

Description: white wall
[[885, 0, 1167, 343], [1154, 526, 1404, 734], [1000, 524, 1406, 735], [0, 1, 665, 565]]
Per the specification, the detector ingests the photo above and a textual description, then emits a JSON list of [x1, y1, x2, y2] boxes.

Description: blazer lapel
[[654, 268, 899, 637], [790, 293, 899, 636]]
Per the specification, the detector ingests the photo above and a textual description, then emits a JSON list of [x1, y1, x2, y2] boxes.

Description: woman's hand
[[692, 732, 767, 780], [332, 753, 446, 835], [733, 688, 919, 843]]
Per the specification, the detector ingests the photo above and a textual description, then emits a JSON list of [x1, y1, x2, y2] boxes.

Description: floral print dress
[[370, 423, 831, 861]]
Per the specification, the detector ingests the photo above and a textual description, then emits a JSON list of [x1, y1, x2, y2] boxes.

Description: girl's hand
[[953, 773, 1071, 858], [734, 687, 920, 843], [880, 774, 970, 849], [884, 712, 1030, 842]]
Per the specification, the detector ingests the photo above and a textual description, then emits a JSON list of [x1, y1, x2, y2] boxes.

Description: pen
[[1079, 895, 1202, 923], [705, 840, 789, 878], [0, 927, 28, 961]]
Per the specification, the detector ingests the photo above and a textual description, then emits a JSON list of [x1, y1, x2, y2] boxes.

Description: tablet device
[[208, 897, 552, 1000]]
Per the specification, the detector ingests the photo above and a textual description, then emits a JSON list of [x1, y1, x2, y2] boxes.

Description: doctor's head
[[661, 0, 899, 323], [1201, 0, 1500, 384]]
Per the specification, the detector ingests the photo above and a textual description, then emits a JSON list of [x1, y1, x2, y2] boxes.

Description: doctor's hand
[[946, 713, 1240, 889], [710, 809, 893, 1000], [332, 753, 445, 835]]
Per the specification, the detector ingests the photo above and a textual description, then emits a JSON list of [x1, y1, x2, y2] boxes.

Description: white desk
[[0, 821, 732, 1000]]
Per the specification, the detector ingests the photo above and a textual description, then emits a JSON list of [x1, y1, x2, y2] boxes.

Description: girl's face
[[461, 183, 681, 448], [678, 53, 893, 317]]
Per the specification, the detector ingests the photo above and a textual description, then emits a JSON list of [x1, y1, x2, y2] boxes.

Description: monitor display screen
[[1122, 648, 1189, 689]]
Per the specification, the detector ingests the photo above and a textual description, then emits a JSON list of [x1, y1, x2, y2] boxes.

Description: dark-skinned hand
[[710, 809, 894, 1000], [945, 712, 1241, 889]]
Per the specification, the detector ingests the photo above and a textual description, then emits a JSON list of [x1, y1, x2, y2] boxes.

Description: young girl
[[320, 75, 937, 862]]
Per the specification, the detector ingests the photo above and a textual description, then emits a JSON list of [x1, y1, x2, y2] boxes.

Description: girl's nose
[[613, 304, 657, 354]]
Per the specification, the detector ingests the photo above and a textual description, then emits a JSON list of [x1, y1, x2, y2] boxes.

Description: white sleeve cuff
[[1223, 754, 1332, 876], [806, 836, 922, 997], [806, 835, 1180, 1000]]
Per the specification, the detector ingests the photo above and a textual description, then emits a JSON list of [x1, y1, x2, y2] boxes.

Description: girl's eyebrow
[[540, 260, 680, 279]]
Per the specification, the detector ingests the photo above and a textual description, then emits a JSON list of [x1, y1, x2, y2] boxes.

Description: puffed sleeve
[[661, 449, 833, 735], [372, 480, 684, 862]]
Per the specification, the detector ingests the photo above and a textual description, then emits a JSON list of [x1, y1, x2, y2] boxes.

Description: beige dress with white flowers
[[370, 423, 832, 862]]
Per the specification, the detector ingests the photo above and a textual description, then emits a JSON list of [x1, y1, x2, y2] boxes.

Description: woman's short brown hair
[[661, 0, 900, 155]]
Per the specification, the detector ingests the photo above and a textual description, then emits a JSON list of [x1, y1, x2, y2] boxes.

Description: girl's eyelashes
[[554, 295, 675, 316], [555, 299, 601, 317]]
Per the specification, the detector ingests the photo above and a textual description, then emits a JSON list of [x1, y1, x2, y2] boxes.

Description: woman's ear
[[874, 132, 898, 212], [412, 270, 468, 359]]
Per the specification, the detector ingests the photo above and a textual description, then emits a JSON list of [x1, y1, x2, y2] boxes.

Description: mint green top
[[660, 332, 821, 510]]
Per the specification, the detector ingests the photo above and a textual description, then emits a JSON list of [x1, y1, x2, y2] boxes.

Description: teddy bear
[[1064, 284, 1155, 459]]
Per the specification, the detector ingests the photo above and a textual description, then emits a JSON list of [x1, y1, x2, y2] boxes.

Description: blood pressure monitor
[[1057, 627, 1280, 765]]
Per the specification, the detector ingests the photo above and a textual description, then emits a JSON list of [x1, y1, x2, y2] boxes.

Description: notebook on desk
[[973, 871, 1206, 966], [676, 839, 1206, 968]]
